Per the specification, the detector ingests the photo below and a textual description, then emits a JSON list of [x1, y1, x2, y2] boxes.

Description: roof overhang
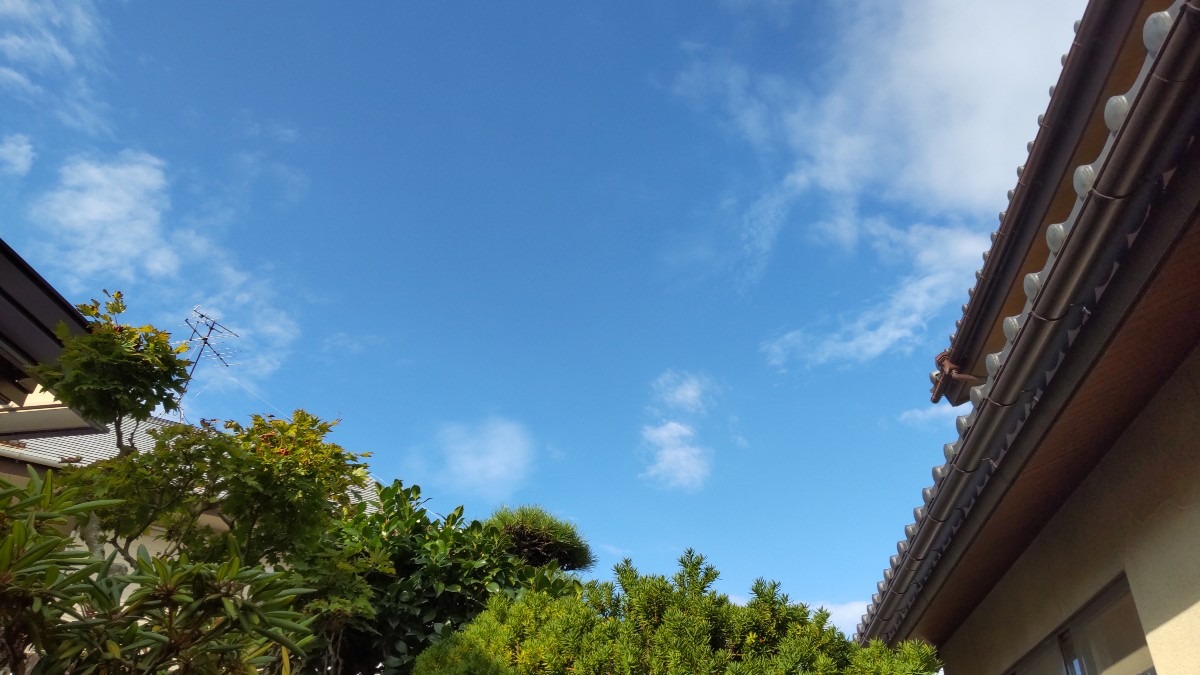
[[0, 239, 101, 440], [861, 0, 1200, 644]]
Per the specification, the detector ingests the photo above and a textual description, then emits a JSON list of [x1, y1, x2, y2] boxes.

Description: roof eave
[[861, 0, 1200, 643], [931, 0, 1156, 406]]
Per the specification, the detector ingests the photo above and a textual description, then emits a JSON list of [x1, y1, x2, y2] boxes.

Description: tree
[[30, 290, 188, 456], [413, 550, 941, 675]]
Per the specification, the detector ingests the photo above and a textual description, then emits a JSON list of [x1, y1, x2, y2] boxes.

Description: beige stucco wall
[[940, 345, 1200, 674]]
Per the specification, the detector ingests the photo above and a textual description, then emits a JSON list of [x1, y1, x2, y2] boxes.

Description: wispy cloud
[[167, 231, 301, 384], [0, 65, 41, 97], [640, 420, 711, 492], [652, 369, 715, 415], [761, 221, 988, 369], [696, 0, 1082, 214], [27, 150, 301, 392], [677, 0, 1083, 363], [2, 4, 304, 406], [598, 543, 633, 558], [30, 151, 176, 284], [674, 58, 792, 157], [0, 0, 104, 73], [235, 110, 301, 144], [321, 331, 386, 356], [432, 417, 536, 501], [899, 401, 970, 427], [0, 133, 33, 175], [232, 152, 310, 207], [0, 0, 110, 134]]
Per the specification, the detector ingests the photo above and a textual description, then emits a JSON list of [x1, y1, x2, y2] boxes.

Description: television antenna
[[178, 307, 240, 397]]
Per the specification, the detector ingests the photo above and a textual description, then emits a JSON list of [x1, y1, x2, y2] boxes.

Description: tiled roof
[[0, 417, 172, 468], [858, 0, 1200, 643]]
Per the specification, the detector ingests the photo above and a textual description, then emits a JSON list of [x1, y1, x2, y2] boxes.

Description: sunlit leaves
[[31, 290, 190, 436], [413, 550, 941, 675], [63, 409, 371, 568]]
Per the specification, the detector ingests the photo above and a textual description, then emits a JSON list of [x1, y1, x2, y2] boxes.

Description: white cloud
[[678, 0, 1083, 364], [0, 65, 41, 97], [762, 221, 988, 369], [26, 150, 302, 397], [641, 420, 711, 492], [735, 183, 800, 289], [434, 417, 535, 501], [641, 370, 727, 490], [30, 150, 177, 285], [652, 369, 714, 415], [689, 0, 1082, 215], [899, 401, 971, 427], [809, 599, 870, 638], [0, 133, 33, 175]]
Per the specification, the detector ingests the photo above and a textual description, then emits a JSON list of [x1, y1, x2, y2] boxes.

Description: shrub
[[414, 550, 940, 675], [487, 505, 596, 571]]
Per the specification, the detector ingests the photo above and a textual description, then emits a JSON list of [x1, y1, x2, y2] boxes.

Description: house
[[856, 0, 1200, 673], [0, 238, 102, 445]]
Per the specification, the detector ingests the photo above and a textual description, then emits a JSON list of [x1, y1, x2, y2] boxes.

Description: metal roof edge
[[0, 238, 88, 336]]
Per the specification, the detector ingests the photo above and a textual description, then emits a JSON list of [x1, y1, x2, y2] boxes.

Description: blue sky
[[1, 0, 1084, 635]]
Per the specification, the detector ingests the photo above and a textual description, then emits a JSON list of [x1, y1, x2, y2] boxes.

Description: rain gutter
[[860, 0, 1200, 643]]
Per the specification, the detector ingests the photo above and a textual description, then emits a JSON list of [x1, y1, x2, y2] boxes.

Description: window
[[1008, 577, 1155, 675]]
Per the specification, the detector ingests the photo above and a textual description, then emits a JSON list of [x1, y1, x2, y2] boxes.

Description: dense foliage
[[64, 411, 371, 567], [0, 469, 311, 675], [414, 550, 940, 675], [299, 481, 582, 674]]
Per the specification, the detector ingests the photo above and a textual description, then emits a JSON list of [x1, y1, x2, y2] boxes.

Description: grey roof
[[858, 0, 1200, 643], [0, 417, 172, 468]]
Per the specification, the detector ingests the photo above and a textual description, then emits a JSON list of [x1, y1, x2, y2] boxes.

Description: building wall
[[940, 345, 1200, 674]]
